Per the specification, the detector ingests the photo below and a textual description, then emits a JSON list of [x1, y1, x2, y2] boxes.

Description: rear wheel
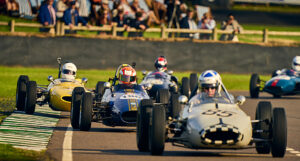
[[250, 73, 260, 98], [181, 77, 190, 98], [255, 101, 272, 154], [25, 81, 37, 114], [156, 89, 169, 104], [136, 99, 153, 152], [71, 87, 85, 129], [271, 108, 287, 158], [149, 105, 166, 155], [189, 73, 198, 93], [16, 75, 29, 111], [79, 92, 92, 131], [95, 81, 106, 101], [169, 93, 181, 119]]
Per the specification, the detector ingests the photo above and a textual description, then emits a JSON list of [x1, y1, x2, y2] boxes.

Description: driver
[[274, 56, 300, 77], [118, 66, 137, 87], [154, 56, 168, 72], [189, 70, 222, 104], [61, 62, 77, 80]]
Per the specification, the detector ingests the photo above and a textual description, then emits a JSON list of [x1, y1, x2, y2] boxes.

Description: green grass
[[0, 143, 52, 161], [233, 4, 300, 14], [0, 66, 271, 98]]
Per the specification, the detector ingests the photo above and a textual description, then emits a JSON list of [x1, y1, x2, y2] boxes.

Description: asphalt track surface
[[47, 91, 300, 161]]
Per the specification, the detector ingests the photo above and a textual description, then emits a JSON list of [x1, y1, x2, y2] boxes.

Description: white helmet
[[199, 70, 222, 94], [292, 56, 300, 71], [61, 63, 77, 80]]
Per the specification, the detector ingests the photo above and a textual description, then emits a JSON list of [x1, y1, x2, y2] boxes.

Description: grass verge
[[0, 144, 52, 161]]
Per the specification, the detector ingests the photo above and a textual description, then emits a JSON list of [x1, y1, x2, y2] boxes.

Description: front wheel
[[255, 101, 272, 154], [169, 93, 181, 119], [271, 108, 287, 158], [250, 73, 260, 98], [181, 77, 190, 98], [16, 75, 29, 111], [136, 99, 153, 152], [149, 105, 166, 155], [79, 92, 93, 131], [25, 81, 37, 114], [71, 87, 85, 129]]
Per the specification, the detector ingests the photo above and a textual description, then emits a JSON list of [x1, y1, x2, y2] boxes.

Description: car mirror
[[82, 77, 88, 84], [167, 70, 174, 75], [236, 95, 246, 105], [48, 75, 54, 82], [142, 70, 147, 76], [104, 82, 111, 88], [178, 95, 188, 104]]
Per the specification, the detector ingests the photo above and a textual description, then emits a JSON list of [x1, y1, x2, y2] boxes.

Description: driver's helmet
[[61, 62, 77, 80], [292, 56, 300, 72], [119, 66, 137, 85], [199, 70, 222, 96], [154, 56, 167, 72]]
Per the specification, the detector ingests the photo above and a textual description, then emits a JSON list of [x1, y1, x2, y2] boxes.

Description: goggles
[[120, 75, 136, 83], [62, 69, 75, 75]]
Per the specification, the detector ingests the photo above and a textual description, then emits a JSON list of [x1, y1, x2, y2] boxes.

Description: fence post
[[112, 23, 117, 37], [263, 28, 268, 43], [56, 21, 61, 36], [212, 28, 217, 41], [61, 22, 65, 36], [10, 20, 15, 33], [161, 26, 166, 39]]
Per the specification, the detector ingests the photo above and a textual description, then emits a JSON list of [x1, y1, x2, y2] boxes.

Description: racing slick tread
[[271, 108, 287, 158], [25, 81, 37, 114], [170, 93, 181, 119], [16, 75, 29, 111], [79, 92, 92, 131], [255, 101, 272, 154], [181, 77, 190, 98], [137, 99, 153, 152], [250, 73, 260, 98], [156, 89, 169, 104], [189, 73, 198, 93], [71, 87, 85, 129], [150, 105, 166, 155]]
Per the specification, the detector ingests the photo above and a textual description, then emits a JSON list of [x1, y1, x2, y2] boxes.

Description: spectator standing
[[90, 0, 101, 25], [56, 0, 68, 20], [152, 0, 166, 24], [6, 0, 20, 17], [130, 0, 159, 27], [179, 8, 197, 38], [63, 1, 89, 33], [38, 0, 56, 32], [128, 11, 147, 37], [112, 6, 130, 36], [97, 0, 112, 26], [220, 13, 243, 41], [197, 12, 215, 40], [77, 0, 90, 21]]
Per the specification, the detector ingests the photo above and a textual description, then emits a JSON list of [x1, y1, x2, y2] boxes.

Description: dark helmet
[[154, 56, 167, 72]]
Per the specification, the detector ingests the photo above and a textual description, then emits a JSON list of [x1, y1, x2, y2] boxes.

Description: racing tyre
[[95, 81, 106, 100], [79, 92, 92, 131], [156, 89, 169, 104], [250, 73, 260, 98], [71, 87, 85, 129], [149, 105, 166, 155], [271, 70, 278, 77], [271, 108, 287, 158], [16, 75, 29, 111], [136, 99, 153, 152], [189, 73, 198, 93], [181, 77, 190, 98], [24, 81, 37, 114], [169, 93, 181, 118], [255, 101, 272, 154]]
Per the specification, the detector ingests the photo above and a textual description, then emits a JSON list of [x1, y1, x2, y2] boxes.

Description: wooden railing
[[1, 20, 300, 43]]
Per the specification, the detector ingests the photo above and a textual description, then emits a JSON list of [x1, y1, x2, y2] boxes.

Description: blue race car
[[249, 69, 300, 98], [70, 64, 150, 131]]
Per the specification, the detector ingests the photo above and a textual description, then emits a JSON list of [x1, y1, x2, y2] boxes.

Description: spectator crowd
[[0, 0, 243, 40]]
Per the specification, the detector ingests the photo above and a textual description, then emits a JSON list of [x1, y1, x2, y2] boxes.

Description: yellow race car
[[16, 58, 88, 114]]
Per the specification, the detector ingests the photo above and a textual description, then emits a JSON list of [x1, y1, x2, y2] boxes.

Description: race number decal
[[202, 109, 235, 117]]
